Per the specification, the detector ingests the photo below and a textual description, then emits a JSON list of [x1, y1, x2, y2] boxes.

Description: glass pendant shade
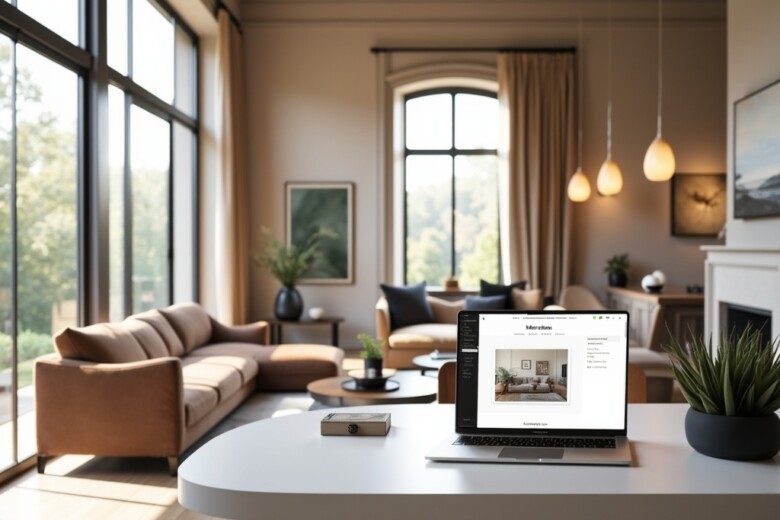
[[597, 158, 623, 196], [643, 135, 676, 181], [567, 168, 591, 202]]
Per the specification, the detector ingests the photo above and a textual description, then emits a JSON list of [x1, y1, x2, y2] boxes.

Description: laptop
[[426, 309, 632, 466]]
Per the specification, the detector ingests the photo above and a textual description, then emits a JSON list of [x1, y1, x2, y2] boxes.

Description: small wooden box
[[320, 413, 391, 436]]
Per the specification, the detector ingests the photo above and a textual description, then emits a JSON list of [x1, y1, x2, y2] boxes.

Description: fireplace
[[702, 247, 780, 345], [725, 303, 772, 347]]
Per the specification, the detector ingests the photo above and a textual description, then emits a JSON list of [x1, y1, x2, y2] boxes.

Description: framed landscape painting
[[734, 78, 780, 218], [285, 182, 354, 284], [671, 173, 726, 237]]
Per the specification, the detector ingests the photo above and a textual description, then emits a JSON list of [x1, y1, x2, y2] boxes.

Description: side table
[[264, 316, 344, 346]]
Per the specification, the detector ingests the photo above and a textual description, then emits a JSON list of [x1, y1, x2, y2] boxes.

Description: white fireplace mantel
[[702, 246, 780, 341]]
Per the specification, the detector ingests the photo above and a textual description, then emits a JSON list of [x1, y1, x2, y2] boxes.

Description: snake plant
[[664, 325, 780, 417]]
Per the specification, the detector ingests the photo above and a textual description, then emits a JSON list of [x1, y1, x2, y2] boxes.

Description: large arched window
[[403, 88, 499, 287]]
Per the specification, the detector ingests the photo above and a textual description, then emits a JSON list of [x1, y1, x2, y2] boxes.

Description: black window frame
[[402, 87, 500, 286]]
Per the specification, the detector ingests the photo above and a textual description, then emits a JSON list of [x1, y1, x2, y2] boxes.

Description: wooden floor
[[0, 392, 321, 520]]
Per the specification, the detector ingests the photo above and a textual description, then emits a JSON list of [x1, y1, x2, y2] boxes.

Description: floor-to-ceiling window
[[0, 0, 199, 480], [0, 31, 81, 477], [107, 0, 198, 320]]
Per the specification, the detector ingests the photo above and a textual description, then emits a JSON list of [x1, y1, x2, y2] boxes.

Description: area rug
[[519, 393, 565, 402]]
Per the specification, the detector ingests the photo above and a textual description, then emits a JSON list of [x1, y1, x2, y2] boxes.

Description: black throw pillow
[[380, 282, 435, 330], [463, 294, 507, 311], [479, 279, 528, 309]]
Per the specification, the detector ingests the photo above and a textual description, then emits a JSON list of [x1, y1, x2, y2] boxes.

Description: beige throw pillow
[[511, 288, 543, 310]]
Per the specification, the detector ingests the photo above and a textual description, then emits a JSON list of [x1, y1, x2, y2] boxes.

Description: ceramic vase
[[274, 285, 303, 321]]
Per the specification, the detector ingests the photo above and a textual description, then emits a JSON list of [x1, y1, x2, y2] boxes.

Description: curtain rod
[[371, 47, 575, 54]]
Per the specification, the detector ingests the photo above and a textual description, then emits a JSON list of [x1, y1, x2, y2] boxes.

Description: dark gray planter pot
[[608, 272, 627, 287], [274, 285, 303, 321], [685, 407, 780, 461]]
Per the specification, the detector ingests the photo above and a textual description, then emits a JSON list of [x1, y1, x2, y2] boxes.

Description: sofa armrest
[[375, 297, 391, 357], [35, 354, 185, 457], [210, 318, 270, 345]]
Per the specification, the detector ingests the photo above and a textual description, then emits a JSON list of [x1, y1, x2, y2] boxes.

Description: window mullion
[[450, 93, 456, 279]]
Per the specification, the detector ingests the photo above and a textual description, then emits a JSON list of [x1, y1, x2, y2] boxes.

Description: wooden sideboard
[[604, 286, 704, 351]]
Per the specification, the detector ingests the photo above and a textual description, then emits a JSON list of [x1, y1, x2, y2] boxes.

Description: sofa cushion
[[159, 302, 213, 353], [181, 357, 242, 401], [387, 324, 457, 350], [122, 318, 169, 359], [54, 324, 148, 363], [380, 282, 435, 330], [183, 384, 219, 427], [480, 279, 527, 309], [253, 344, 344, 392], [464, 294, 507, 310], [511, 288, 544, 310], [131, 309, 185, 357], [185, 348, 259, 385]]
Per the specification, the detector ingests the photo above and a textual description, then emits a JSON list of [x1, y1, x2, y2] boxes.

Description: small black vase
[[364, 358, 383, 379], [274, 285, 303, 321], [608, 272, 627, 287], [685, 407, 780, 461]]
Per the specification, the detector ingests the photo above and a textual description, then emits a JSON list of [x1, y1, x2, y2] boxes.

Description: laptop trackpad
[[498, 447, 564, 460]]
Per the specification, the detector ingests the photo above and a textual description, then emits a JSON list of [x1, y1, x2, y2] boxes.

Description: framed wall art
[[671, 173, 726, 237], [536, 361, 549, 376], [285, 182, 354, 284], [734, 78, 780, 219], [521, 360, 531, 370]]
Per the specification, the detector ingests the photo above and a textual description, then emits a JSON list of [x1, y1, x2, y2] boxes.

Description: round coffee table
[[308, 370, 437, 406]]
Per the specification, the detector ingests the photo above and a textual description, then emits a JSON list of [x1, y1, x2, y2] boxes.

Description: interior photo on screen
[[494, 348, 569, 403]]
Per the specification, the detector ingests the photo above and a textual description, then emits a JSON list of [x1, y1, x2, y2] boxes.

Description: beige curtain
[[497, 52, 576, 300], [214, 9, 248, 324]]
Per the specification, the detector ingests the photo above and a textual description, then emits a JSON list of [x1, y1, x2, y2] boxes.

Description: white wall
[[241, 0, 726, 348], [725, 0, 780, 247]]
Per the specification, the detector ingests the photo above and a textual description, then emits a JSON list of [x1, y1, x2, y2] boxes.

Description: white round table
[[178, 404, 780, 520]]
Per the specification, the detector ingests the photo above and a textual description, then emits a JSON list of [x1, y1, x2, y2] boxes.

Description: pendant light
[[597, 0, 623, 196], [567, 9, 592, 202], [643, 0, 676, 181]]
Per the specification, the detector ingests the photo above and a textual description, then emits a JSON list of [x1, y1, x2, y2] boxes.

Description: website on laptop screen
[[456, 311, 628, 433]]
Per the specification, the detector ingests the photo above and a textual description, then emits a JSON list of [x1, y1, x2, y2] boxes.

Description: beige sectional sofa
[[35, 301, 344, 474]]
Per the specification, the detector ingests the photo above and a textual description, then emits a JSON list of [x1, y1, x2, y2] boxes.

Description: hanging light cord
[[657, 0, 664, 137], [606, 0, 613, 160], [577, 10, 584, 170]]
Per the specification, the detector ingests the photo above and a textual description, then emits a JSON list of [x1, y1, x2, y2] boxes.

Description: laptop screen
[[455, 310, 629, 436]]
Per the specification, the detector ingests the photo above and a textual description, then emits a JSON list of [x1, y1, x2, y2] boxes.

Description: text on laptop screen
[[457, 311, 628, 432]]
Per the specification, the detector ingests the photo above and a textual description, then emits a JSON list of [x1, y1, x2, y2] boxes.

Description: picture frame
[[671, 173, 726, 237], [285, 182, 354, 284], [536, 361, 549, 376], [734, 78, 780, 219], [521, 360, 531, 370]]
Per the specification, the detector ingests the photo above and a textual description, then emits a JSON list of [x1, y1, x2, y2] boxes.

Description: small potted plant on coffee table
[[357, 333, 384, 383], [664, 325, 780, 461]]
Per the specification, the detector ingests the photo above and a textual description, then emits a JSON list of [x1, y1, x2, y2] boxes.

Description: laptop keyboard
[[454, 435, 616, 449]]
